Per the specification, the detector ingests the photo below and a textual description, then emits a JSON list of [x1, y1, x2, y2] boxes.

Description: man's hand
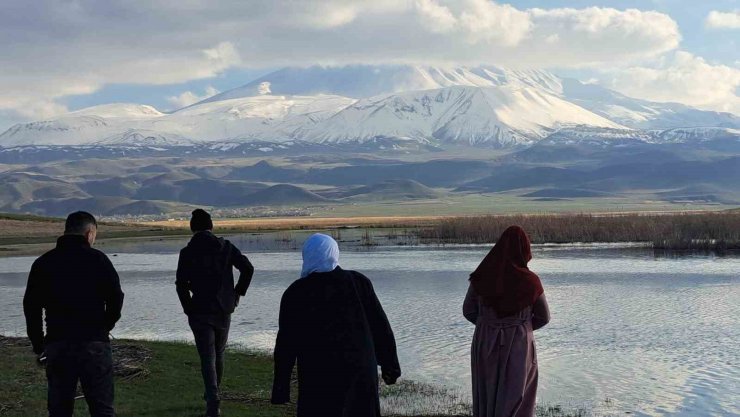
[[36, 351, 47, 367], [381, 368, 400, 385]]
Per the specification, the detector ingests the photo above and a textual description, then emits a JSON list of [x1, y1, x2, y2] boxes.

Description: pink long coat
[[463, 285, 550, 417]]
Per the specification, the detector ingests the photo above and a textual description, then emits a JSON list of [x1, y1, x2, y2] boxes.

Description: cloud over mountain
[[167, 86, 221, 109], [0, 1, 682, 122], [603, 51, 740, 114]]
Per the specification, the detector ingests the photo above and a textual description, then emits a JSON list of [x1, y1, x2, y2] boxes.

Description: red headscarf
[[469, 225, 544, 317]]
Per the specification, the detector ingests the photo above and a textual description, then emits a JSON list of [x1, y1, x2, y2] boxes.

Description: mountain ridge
[[1, 65, 737, 149]]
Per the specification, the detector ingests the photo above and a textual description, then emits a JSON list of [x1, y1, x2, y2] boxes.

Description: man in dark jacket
[[176, 209, 255, 417], [23, 211, 124, 417]]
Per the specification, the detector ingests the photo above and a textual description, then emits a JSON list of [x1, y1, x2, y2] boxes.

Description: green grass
[[0, 337, 292, 417], [0, 336, 595, 417]]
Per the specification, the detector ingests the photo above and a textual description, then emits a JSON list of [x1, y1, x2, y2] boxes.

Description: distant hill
[[655, 185, 739, 205], [225, 160, 307, 182], [0, 172, 89, 210], [305, 159, 492, 187], [341, 179, 441, 201], [243, 184, 329, 206], [134, 178, 269, 207], [458, 167, 584, 193], [106, 200, 179, 216], [21, 197, 182, 217], [521, 188, 613, 198]]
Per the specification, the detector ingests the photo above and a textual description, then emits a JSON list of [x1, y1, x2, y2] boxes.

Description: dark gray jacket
[[176, 231, 254, 315], [23, 234, 125, 354]]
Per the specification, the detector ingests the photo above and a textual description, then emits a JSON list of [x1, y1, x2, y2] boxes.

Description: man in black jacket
[[176, 209, 254, 417], [23, 211, 124, 417]]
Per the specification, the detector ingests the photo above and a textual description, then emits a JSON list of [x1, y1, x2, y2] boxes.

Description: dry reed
[[417, 212, 740, 251]]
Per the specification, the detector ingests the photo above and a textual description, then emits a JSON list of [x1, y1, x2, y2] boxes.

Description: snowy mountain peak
[[0, 65, 737, 149], [69, 103, 164, 118], [193, 64, 564, 106], [300, 85, 623, 147]]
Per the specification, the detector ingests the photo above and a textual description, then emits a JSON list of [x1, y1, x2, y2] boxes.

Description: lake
[[1, 233, 738, 416]]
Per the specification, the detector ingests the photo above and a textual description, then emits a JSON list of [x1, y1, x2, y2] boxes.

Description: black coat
[[176, 231, 254, 316], [271, 267, 401, 417], [23, 234, 125, 354]]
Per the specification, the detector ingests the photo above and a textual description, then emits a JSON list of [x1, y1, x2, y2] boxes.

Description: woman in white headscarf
[[271, 234, 401, 417]]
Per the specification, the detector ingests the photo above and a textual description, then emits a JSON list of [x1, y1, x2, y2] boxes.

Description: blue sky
[[0, 0, 738, 130]]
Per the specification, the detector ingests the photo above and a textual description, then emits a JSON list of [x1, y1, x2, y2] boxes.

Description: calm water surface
[[0, 235, 738, 416]]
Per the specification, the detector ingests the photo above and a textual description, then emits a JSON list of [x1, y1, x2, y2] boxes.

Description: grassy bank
[[417, 211, 740, 250], [0, 336, 289, 417], [0, 336, 590, 417]]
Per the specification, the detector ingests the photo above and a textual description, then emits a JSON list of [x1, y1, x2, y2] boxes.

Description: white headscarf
[[301, 233, 340, 278]]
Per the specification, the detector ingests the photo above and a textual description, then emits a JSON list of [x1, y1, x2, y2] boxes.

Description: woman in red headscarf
[[463, 225, 550, 417]]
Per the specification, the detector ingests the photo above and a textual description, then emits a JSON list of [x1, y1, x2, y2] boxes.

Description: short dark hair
[[190, 209, 213, 232], [64, 211, 97, 235]]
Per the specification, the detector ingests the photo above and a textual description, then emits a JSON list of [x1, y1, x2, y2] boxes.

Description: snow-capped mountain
[[559, 79, 739, 130], [649, 127, 740, 143], [300, 85, 622, 146], [1, 65, 737, 149], [195, 65, 564, 103], [196, 65, 737, 131]]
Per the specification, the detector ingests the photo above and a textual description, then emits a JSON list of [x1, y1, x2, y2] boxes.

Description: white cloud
[[458, 0, 532, 45], [604, 51, 740, 114], [166, 86, 220, 109], [524, 7, 680, 67], [415, 0, 457, 33], [705, 10, 740, 29], [0, 1, 682, 122]]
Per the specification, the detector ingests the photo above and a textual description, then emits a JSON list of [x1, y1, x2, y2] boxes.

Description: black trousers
[[188, 314, 231, 408], [45, 341, 115, 417]]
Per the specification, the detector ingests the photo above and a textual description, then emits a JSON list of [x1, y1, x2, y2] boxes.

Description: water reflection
[[0, 236, 738, 416]]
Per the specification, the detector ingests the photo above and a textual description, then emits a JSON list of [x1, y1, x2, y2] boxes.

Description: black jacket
[[23, 234, 125, 354], [176, 231, 254, 316], [271, 267, 401, 417]]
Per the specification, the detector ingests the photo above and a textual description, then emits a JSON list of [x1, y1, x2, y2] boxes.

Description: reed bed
[[418, 212, 740, 251]]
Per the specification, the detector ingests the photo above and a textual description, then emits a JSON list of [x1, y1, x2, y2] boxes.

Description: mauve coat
[[463, 284, 550, 417]]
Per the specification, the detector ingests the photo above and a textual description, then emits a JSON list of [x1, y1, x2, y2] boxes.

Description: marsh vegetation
[[417, 211, 740, 251]]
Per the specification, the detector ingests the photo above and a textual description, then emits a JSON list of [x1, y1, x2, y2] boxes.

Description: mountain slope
[[560, 78, 739, 130], [243, 184, 329, 206], [197, 65, 736, 131], [302, 85, 623, 146], [194, 65, 564, 104], [341, 179, 441, 201], [1, 66, 737, 149]]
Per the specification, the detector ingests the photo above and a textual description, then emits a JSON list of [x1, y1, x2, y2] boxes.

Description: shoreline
[[0, 335, 590, 417]]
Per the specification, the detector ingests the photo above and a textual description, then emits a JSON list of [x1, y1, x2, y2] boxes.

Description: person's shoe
[[205, 402, 221, 417]]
